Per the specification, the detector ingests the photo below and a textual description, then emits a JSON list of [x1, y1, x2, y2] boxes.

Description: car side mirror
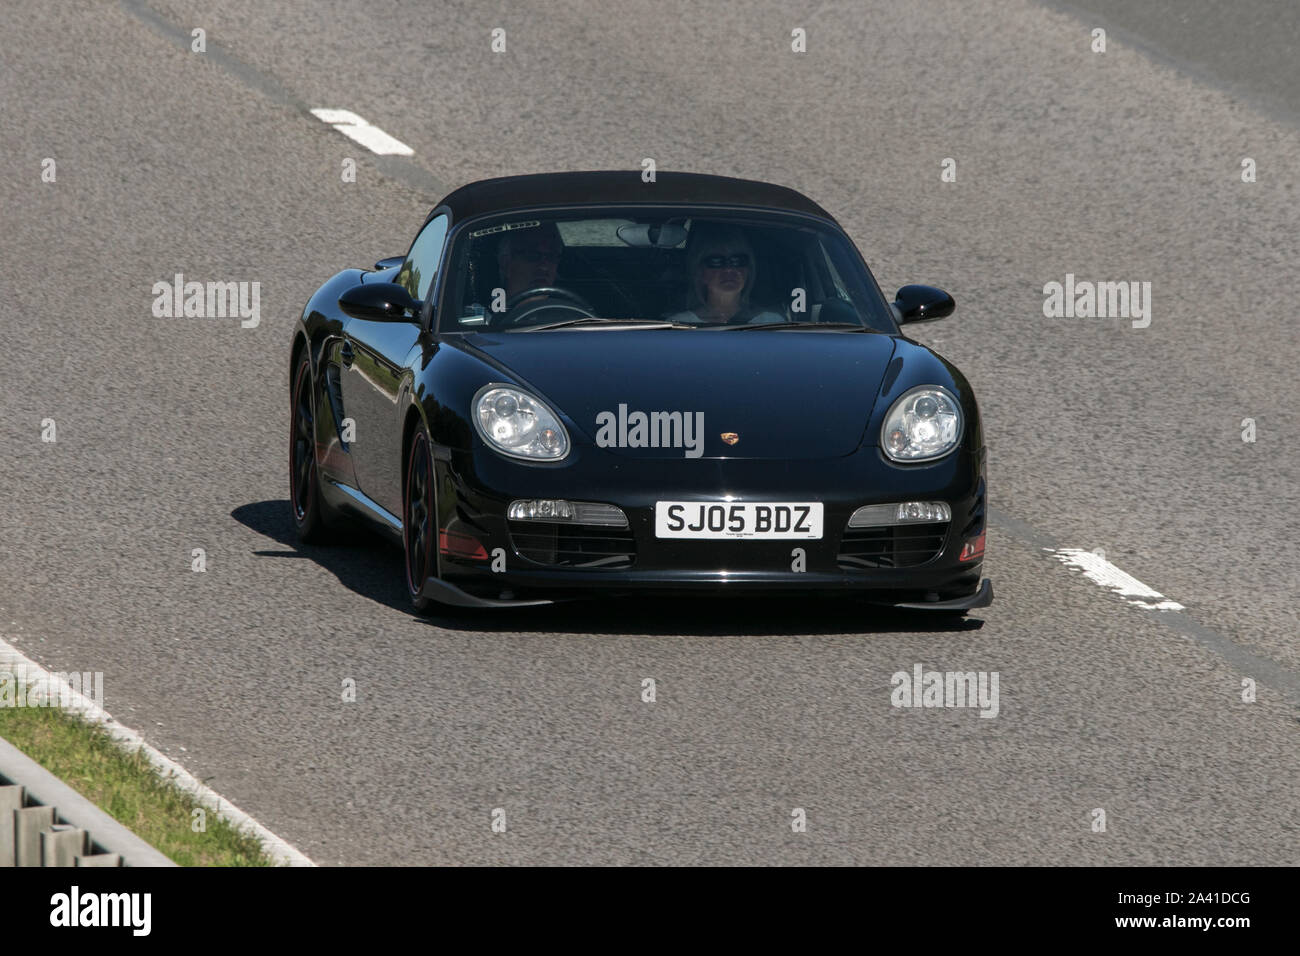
[[894, 285, 955, 323], [339, 282, 419, 322]]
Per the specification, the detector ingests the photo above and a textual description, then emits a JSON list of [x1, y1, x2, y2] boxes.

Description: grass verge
[[0, 704, 275, 866]]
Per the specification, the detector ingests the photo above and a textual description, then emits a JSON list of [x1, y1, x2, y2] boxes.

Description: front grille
[[508, 521, 637, 569], [837, 522, 949, 569]]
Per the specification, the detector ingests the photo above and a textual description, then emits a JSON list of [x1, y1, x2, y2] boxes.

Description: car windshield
[[437, 208, 896, 333]]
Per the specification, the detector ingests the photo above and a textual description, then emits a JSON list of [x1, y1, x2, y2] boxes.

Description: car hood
[[463, 329, 897, 459]]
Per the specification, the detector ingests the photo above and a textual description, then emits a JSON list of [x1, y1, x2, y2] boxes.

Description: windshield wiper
[[724, 322, 870, 331], [518, 318, 697, 332]]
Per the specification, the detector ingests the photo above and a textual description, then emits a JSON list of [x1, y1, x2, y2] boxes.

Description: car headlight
[[880, 386, 963, 462], [473, 384, 570, 461]]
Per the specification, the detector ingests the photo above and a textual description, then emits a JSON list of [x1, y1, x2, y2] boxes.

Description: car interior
[[452, 220, 865, 329]]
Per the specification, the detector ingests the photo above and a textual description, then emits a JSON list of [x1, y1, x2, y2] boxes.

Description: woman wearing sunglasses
[[665, 224, 785, 325]]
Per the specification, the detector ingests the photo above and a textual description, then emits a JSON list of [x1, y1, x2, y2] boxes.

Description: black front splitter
[[421, 574, 993, 612], [420, 576, 555, 608], [889, 578, 993, 611]]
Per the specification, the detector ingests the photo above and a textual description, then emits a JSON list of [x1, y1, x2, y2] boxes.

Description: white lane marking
[[0, 636, 316, 867], [310, 108, 414, 155], [1047, 548, 1186, 611]]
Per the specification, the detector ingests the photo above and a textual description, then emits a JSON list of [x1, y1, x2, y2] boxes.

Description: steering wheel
[[502, 287, 597, 326]]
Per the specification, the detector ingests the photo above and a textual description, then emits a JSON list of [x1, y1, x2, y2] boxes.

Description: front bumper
[[421, 573, 993, 610], [428, 441, 992, 610]]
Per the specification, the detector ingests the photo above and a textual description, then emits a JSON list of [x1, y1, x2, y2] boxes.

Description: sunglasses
[[700, 254, 750, 269]]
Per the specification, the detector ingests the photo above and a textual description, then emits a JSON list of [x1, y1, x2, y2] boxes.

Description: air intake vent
[[509, 521, 636, 569], [837, 523, 949, 569]]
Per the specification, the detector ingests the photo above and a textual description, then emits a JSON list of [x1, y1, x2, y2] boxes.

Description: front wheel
[[403, 426, 436, 612], [289, 352, 332, 543]]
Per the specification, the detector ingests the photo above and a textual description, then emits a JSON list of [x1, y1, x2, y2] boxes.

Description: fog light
[[959, 533, 986, 562], [848, 501, 952, 527], [508, 499, 628, 528], [509, 498, 574, 521], [439, 529, 488, 560]]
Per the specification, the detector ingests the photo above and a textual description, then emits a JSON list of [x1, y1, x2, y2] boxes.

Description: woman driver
[[666, 224, 784, 325]]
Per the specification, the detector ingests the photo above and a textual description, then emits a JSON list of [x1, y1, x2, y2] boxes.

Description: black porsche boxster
[[289, 171, 992, 613]]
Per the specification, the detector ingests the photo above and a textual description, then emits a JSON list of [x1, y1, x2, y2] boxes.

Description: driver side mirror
[[893, 285, 955, 324], [338, 282, 419, 322]]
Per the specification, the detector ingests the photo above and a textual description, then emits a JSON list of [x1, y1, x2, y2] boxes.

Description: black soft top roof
[[429, 171, 835, 224]]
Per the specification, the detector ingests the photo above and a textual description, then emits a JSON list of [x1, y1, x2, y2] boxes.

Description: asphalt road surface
[[1, 0, 1296, 865]]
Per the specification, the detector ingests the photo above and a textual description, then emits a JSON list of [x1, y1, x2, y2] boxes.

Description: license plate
[[654, 501, 823, 539]]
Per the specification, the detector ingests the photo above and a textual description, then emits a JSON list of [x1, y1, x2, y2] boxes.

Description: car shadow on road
[[233, 499, 984, 636], [233, 499, 411, 612]]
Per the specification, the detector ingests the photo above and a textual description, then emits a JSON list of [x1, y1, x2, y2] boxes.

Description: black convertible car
[[289, 171, 992, 613]]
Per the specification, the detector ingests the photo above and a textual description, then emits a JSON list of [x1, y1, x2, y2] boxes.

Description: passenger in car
[[664, 224, 785, 325]]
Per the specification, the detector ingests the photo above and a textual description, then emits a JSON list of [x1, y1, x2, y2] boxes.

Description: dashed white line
[[310, 108, 414, 155], [0, 636, 316, 867], [1047, 548, 1186, 611]]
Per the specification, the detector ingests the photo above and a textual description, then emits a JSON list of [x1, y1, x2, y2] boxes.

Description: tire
[[289, 351, 332, 543], [403, 425, 437, 613]]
